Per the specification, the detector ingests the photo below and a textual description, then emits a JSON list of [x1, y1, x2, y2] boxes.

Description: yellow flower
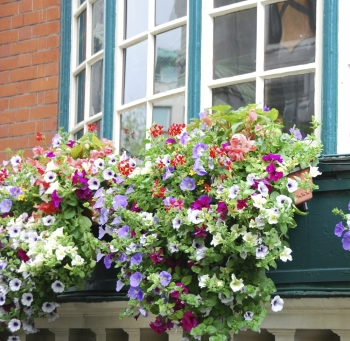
[[189, 170, 196, 176], [197, 180, 204, 185], [17, 194, 25, 201]]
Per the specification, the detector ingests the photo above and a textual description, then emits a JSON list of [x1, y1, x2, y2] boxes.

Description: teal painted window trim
[[102, 0, 116, 140], [187, 0, 202, 123], [321, 0, 338, 155], [58, 1, 72, 132]]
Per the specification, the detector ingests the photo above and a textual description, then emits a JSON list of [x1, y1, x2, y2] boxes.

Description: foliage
[[93, 105, 322, 340]]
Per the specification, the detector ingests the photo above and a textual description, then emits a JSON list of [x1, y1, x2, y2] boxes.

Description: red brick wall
[[0, 0, 60, 161]]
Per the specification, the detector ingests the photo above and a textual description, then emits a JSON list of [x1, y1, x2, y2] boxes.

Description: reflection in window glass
[[90, 60, 103, 116], [76, 70, 86, 123], [125, 0, 149, 39], [124, 40, 148, 104], [212, 82, 255, 109], [153, 95, 185, 138], [213, 9, 257, 79], [265, 0, 316, 70], [95, 120, 102, 139], [78, 11, 87, 65], [155, 0, 187, 26], [92, 0, 104, 54], [264, 73, 314, 136], [214, 0, 246, 8], [154, 27, 186, 94], [120, 106, 147, 156]]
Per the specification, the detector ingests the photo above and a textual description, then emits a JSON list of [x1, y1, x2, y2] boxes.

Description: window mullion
[[147, 0, 156, 123], [255, 0, 264, 106]]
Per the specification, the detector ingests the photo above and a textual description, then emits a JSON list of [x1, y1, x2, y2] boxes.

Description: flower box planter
[[268, 156, 350, 296], [288, 167, 313, 205]]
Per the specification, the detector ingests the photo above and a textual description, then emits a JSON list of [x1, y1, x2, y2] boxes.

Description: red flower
[[36, 132, 44, 141], [148, 248, 164, 265], [88, 123, 98, 132], [168, 123, 186, 136], [0, 167, 9, 183], [18, 249, 30, 262], [150, 317, 173, 334], [181, 311, 198, 331], [150, 124, 164, 138], [36, 202, 59, 215]]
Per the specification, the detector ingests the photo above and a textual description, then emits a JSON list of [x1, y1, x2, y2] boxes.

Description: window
[[201, 0, 322, 137], [115, 0, 188, 155], [70, 0, 105, 139]]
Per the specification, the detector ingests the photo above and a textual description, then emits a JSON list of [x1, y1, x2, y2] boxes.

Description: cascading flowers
[[93, 105, 322, 341]]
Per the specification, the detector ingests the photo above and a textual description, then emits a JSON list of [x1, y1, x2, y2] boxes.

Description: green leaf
[[263, 108, 279, 121], [71, 227, 83, 239], [79, 215, 92, 229], [279, 223, 288, 235], [181, 275, 192, 286], [293, 204, 309, 216], [211, 105, 231, 112], [64, 194, 78, 207], [63, 207, 76, 219], [70, 145, 83, 159]]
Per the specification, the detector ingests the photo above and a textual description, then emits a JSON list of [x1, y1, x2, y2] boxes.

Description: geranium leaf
[[70, 145, 83, 159], [181, 275, 192, 286]]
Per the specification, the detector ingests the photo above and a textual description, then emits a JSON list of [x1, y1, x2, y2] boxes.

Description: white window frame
[[113, 0, 189, 152], [70, 0, 104, 137], [200, 0, 323, 136]]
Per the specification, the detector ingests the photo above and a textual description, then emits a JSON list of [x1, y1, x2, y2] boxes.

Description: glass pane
[[264, 73, 314, 137], [90, 59, 103, 116], [120, 106, 147, 156], [92, 0, 104, 54], [155, 0, 187, 26], [75, 129, 84, 140], [154, 27, 186, 94], [152, 95, 185, 138], [212, 82, 255, 109], [123, 40, 148, 104], [214, 0, 246, 7], [80, 0, 85, 5], [125, 0, 149, 39], [213, 8, 257, 79], [76, 70, 86, 123], [265, 0, 316, 70], [78, 10, 87, 65]]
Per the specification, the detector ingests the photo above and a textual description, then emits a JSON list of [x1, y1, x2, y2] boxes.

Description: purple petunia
[[180, 177, 196, 191], [334, 222, 345, 237], [130, 253, 143, 266], [9, 187, 21, 199], [192, 143, 208, 158], [52, 133, 61, 148], [104, 255, 112, 269], [113, 195, 128, 210], [191, 195, 212, 210], [193, 159, 207, 176], [342, 231, 350, 250], [159, 271, 172, 286], [98, 208, 109, 225], [289, 128, 302, 140], [0, 199, 12, 213], [262, 153, 283, 164], [51, 190, 62, 209], [117, 225, 130, 238], [128, 286, 144, 301], [130, 272, 143, 287], [116, 279, 124, 292]]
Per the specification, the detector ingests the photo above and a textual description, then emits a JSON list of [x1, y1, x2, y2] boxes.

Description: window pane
[[214, 0, 246, 8], [154, 27, 186, 94], [92, 0, 104, 55], [76, 70, 86, 123], [265, 0, 316, 70], [123, 41, 148, 104], [125, 0, 149, 39], [153, 95, 185, 138], [90, 59, 103, 116], [212, 82, 255, 108], [213, 9, 257, 79], [264, 73, 314, 136], [75, 129, 84, 140], [120, 106, 147, 156], [78, 10, 87, 65], [80, 0, 85, 5], [155, 0, 187, 26]]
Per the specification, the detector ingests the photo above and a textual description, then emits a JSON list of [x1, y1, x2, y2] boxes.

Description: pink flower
[[225, 134, 256, 161], [181, 311, 198, 331], [32, 146, 45, 156], [149, 317, 173, 334], [248, 109, 257, 121]]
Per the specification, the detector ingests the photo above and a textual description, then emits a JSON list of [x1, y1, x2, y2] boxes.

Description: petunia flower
[[130, 272, 143, 287], [180, 177, 196, 191], [334, 222, 345, 237], [159, 271, 172, 286], [271, 295, 284, 312]]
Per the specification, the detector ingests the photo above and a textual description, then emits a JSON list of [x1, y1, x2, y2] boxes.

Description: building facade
[[1, 0, 350, 340]]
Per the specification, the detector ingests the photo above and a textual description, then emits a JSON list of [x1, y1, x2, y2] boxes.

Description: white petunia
[[10, 155, 21, 167], [88, 177, 100, 190], [257, 182, 269, 197], [271, 295, 284, 312], [309, 166, 322, 177], [94, 158, 105, 169], [228, 185, 239, 199], [42, 215, 55, 226], [229, 274, 244, 292], [211, 233, 224, 247], [102, 168, 115, 180], [266, 207, 280, 224], [51, 280, 65, 293], [256, 245, 269, 259], [71, 255, 84, 266], [198, 274, 209, 288], [252, 194, 267, 209], [244, 311, 254, 321], [187, 209, 204, 224], [44, 171, 57, 183], [8, 225, 21, 238], [280, 246, 292, 262], [8, 318, 21, 332], [286, 177, 298, 193], [243, 232, 258, 246], [276, 195, 292, 208], [0, 293, 6, 306], [21, 293, 33, 306], [172, 217, 182, 230], [9, 278, 21, 291], [55, 246, 66, 261], [42, 302, 59, 313]]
